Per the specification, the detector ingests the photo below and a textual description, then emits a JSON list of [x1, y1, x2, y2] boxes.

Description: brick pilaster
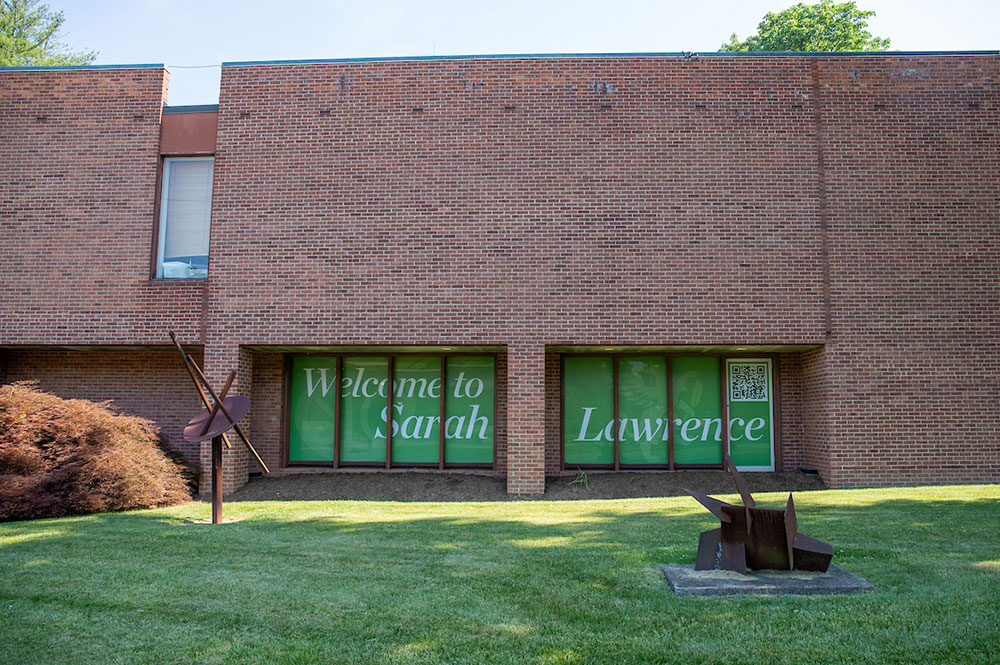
[[198, 344, 251, 495], [506, 343, 546, 495]]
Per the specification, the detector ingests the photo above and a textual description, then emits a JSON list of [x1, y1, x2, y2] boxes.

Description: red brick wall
[[4, 55, 997, 492], [210, 56, 831, 492], [248, 351, 284, 473], [801, 347, 832, 480], [778, 353, 805, 472], [3, 349, 204, 467], [492, 352, 509, 477], [817, 57, 999, 486], [544, 352, 562, 476], [0, 68, 205, 345], [208, 57, 827, 347]]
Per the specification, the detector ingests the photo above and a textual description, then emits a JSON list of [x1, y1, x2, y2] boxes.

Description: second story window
[[156, 156, 214, 278]]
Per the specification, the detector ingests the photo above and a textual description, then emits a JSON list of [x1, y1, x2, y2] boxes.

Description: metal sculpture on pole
[[170, 331, 269, 524], [684, 455, 833, 572]]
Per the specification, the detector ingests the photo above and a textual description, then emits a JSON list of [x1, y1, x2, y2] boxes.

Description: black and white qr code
[[729, 363, 769, 402]]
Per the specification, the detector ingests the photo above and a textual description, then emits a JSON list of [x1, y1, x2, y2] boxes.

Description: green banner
[[287, 354, 495, 466], [618, 356, 669, 465], [340, 356, 389, 463], [445, 356, 494, 464], [391, 356, 442, 464], [672, 357, 722, 465], [727, 360, 773, 469], [288, 356, 337, 462], [563, 356, 614, 465]]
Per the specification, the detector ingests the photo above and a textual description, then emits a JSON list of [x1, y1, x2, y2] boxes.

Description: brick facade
[[2, 53, 997, 494]]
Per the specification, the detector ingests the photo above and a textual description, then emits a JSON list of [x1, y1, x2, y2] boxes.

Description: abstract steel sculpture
[[684, 456, 833, 573], [170, 331, 270, 524]]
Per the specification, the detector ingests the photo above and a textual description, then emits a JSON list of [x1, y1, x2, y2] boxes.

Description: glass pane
[[727, 360, 773, 469], [340, 356, 389, 463], [288, 356, 337, 462], [563, 356, 614, 465], [391, 356, 442, 464], [161, 158, 213, 278], [672, 357, 722, 465], [618, 356, 668, 465], [444, 356, 494, 464]]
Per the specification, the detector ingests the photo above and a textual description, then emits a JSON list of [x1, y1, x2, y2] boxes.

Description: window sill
[[147, 277, 209, 284]]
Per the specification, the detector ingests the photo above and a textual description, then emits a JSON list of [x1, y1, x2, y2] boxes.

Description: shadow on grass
[[224, 469, 829, 503], [0, 492, 997, 665]]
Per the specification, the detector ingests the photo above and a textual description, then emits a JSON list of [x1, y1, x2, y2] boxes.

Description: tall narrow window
[[157, 156, 214, 278]]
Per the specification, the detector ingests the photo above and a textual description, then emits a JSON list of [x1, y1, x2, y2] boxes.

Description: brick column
[[198, 343, 251, 496], [506, 343, 546, 495]]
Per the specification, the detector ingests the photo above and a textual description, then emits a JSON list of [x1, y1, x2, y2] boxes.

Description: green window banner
[[445, 356, 495, 464], [561, 355, 774, 469], [672, 356, 723, 465], [288, 356, 338, 462], [288, 354, 494, 466], [726, 359, 774, 470], [339, 356, 389, 463], [618, 356, 669, 465], [391, 356, 442, 464], [563, 356, 615, 465]]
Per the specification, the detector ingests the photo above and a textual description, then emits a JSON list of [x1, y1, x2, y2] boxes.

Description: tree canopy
[[0, 0, 95, 66], [721, 0, 891, 53]]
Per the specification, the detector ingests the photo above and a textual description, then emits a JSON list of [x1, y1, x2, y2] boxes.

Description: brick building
[[1, 52, 997, 495]]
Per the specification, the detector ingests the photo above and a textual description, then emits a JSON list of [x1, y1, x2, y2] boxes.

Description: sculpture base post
[[212, 435, 223, 524]]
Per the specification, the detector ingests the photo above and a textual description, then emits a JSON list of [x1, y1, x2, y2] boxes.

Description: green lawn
[[1, 485, 997, 665]]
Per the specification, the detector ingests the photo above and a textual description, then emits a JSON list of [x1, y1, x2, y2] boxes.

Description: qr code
[[729, 363, 769, 402]]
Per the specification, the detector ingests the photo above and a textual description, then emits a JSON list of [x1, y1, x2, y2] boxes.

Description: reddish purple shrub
[[0, 382, 193, 521]]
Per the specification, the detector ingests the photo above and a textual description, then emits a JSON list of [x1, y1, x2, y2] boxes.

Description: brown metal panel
[[667, 355, 674, 471], [439, 356, 446, 470], [683, 488, 734, 522], [784, 493, 797, 569], [613, 355, 620, 472], [791, 533, 834, 572], [695, 528, 722, 570], [160, 111, 218, 155], [386, 356, 394, 470], [745, 507, 791, 570], [333, 355, 342, 469]]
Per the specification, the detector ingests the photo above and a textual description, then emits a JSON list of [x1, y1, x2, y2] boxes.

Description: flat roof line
[[222, 50, 1000, 67], [163, 104, 219, 114], [0, 63, 164, 71]]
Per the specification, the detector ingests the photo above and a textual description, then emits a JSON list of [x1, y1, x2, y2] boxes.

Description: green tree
[[721, 0, 891, 52], [0, 0, 95, 66]]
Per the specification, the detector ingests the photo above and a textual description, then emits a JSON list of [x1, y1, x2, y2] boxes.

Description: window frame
[[282, 352, 498, 471], [560, 352, 781, 472], [154, 155, 215, 280]]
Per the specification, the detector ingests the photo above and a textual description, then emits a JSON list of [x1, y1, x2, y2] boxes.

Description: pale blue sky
[[56, 0, 999, 105]]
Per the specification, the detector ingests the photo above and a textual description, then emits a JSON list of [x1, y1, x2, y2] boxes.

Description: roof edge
[[221, 50, 1000, 67], [0, 63, 164, 72], [163, 104, 219, 114]]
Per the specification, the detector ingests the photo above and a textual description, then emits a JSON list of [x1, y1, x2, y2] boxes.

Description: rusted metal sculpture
[[684, 456, 833, 573], [170, 331, 270, 524]]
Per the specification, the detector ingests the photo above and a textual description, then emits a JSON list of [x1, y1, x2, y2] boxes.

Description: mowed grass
[[0, 486, 997, 665]]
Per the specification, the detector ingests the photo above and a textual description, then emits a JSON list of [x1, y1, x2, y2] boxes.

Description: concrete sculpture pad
[[661, 564, 873, 596]]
